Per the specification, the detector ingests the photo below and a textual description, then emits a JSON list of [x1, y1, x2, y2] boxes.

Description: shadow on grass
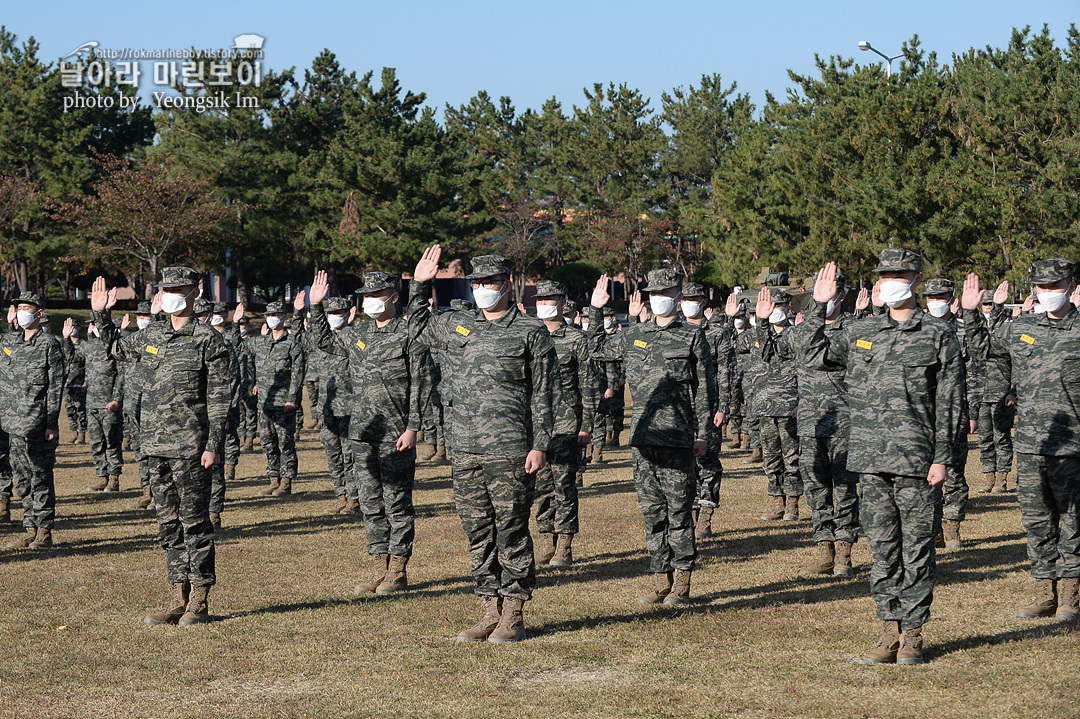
[[927, 620, 1078, 660]]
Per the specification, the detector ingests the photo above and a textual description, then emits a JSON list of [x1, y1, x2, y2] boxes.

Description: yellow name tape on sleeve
[[856, 340, 873, 350], [633, 339, 648, 349], [145, 345, 159, 355], [356, 339, 366, 350], [1020, 334, 1035, 345], [455, 326, 471, 337]]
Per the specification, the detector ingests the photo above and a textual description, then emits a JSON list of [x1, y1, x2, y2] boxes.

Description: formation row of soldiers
[[2, 247, 1077, 664]]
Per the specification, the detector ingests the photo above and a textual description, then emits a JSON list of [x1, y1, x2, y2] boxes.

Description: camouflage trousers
[[694, 424, 724, 508], [453, 451, 536, 601], [65, 387, 87, 433], [592, 391, 625, 445], [632, 445, 697, 573], [149, 456, 215, 587], [422, 400, 445, 449], [354, 438, 416, 556], [860, 472, 942, 631], [800, 435, 860, 544], [10, 430, 57, 529], [747, 413, 761, 450], [1016, 453, 1080, 579], [210, 423, 240, 514], [727, 382, 746, 436], [978, 398, 1015, 474], [944, 442, 969, 523], [238, 393, 258, 439], [760, 416, 802, 497], [321, 413, 354, 498], [127, 410, 151, 488], [305, 379, 320, 418], [87, 407, 124, 477], [259, 409, 297, 479], [535, 434, 580, 535], [0, 427, 12, 498]]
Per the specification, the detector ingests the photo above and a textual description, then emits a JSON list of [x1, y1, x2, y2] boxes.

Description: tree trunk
[[233, 245, 250, 306], [14, 259, 27, 294], [148, 255, 159, 295]]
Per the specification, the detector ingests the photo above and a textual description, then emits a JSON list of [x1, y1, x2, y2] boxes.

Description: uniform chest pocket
[[25, 362, 47, 386], [496, 347, 528, 383], [663, 350, 692, 382], [558, 354, 577, 389], [376, 345, 409, 380], [1061, 358, 1080, 384]]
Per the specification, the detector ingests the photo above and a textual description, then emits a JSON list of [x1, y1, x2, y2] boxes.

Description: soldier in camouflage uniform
[[124, 302, 158, 511], [236, 300, 304, 496], [409, 247, 558, 643], [64, 318, 88, 444], [724, 300, 750, 451], [532, 280, 598, 567], [681, 282, 731, 539], [963, 260, 1080, 620], [303, 324, 322, 431], [807, 253, 965, 665], [727, 291, 765, 463], [62, 318, 125, 493], [1, 292, 64, 551], [196, 301, 241, 529], [740, 288, 801, 521], [589, 269, 717, 605], [235, 317, 259, 450], [975, 288, 1016, 493], [307, 271, 422, 595], [590, 307, 625, 457], [755, 275, 859, 577]]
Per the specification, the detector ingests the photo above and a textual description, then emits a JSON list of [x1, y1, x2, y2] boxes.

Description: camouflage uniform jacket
[[966, 305, 1080, 457], [698, 316, 732, 414], [294, 321, 352, 418], [236, 330, 305, 412], [545, 322, 599, 437], [588, 306, 715, 448], [802, 304, 965, 476], [736, 324, 796, 418], [592, 326, 625, 395], [93, 310, 230, 458], [64, 338, 86, 389], [307, 304, 420, 442], [409, 280, 558, 456], [63, 335, 124, 410], [757, 303, 850, 437], [945, 313, 979, 421], [0, 328, 65, 435]]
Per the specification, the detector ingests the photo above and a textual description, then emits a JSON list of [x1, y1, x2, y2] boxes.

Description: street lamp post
[[858, 41, 904, 78]]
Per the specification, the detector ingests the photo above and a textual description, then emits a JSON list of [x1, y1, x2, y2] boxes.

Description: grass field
[[1, 397, 1076, 719]]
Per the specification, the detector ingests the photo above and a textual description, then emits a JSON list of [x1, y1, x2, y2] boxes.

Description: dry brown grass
[[1, 400, 1076, 719]]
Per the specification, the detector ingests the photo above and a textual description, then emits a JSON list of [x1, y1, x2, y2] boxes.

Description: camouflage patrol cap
[[40, 312, 51, 324], [534, 279, 565, 298], [980, 290, 995, 305], [642, 268, 682, 292], [1030, 258, 1075, 284], [768, 288, 791, 304], [465, 255, 511, 280], [159, 266, 200, 288], [872, 248, 923, 274], [326, 297, 350, 313], [136, 301, 152, 315], [14, 290, 45, 309], [265, 300, 286, 315], [69, 317, 81, 327], [355, 271, 400, 295], [212, 302, 227, 315], [602, 307, 616, 317], [450, 298, 473, 311], [565, 299, 578, 313], [193, 298, 213, 316], [923, 278, 956, 297], [682, 282, 706, 298]]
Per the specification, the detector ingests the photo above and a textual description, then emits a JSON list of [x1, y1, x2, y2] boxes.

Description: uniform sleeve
[[577, 336, 599, 435], [288, 342, 305, 406], [407, 280, 449, 352], [933, 329, 965, 467], [92, 310, 141, 363], [528, 329, 559, 453], [800, 302, 851, 372], [111, 357, 125, 405], [203, 333, 231, 456], [407, 338, 424, 434], [714, 329, 733, 414], [306, 303, 348, 357], [46, 338, 65, 432], [691, 328, 716, 439]]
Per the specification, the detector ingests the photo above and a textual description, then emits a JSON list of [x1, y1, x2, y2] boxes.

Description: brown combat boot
[[122, 436, 132, 451], [272, 476, 292, 496], [324, 495, 348, 515], [760, 495, 785, 521], [144, 582, 190, 625], [28, 527, 53, 549], [992, 472, 1008, 494], [977, 471, 996, 494], [1016, 578, 1058, 618], [783, 495, 800, 521], [743, 447, 763, 464], [257, 477, 279, 496], [241, 436, 253, 451], [457, 595, 501, 642], [834, 541, 855, 577], [943, 520, 962, 549], [376, 555, 410, 594], [312, 418, 322, 430], [935, 531, 946, 548], [800, 542, 835, 576], [1056, 577, 1079, 620], [550, 534, 574, 567], [340, 498, 360, 515], [585, 444, 595, 463], [78, 431, 87, 444], [897, 625, 925, 664], [126, 485, 153, 510], [695, 507, 714, 539], [535, 532, 557, 566], [209, 512, 221, 530], [224, 464, 236, 482], [178, 585, 211, 627], [104, 475, 120, 493], [0, 496, 9, 524], [432, 445, 448, 464], [487, 597, 526, 642], [740, 433, 750, 450], [593, 445, 604, 464], [663, 569, 692, 605], [609, 430, 622, 448], [605, 429, 614, 445], [576, 471, 585, 488], [856, 621, 901, 664], [4, 526, 37, 550], [354, 553, 389, 594], [69, 433, 79, 445], [416, 443, 437, 461], [726, 433, 741, 450], [85, 476, 108, 492], [638, 572, 674, 605]]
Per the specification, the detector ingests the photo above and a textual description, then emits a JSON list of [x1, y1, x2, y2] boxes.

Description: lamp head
[[858, 41, 871, 51]]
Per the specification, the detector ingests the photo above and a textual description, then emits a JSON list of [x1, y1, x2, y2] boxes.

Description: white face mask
[[161, 287, 197, 315], [210, 315, 225, 326], [748, 316, 757, 327], [265, 316, 283, 330], [564, 316, 574, 325], [926, 300, 951, 318], [769, 307, 788, 325], [472, 284, 505, 311], [363, 295, 392, 319], [825, 299, 838, 317], [1034, 305, 1047, 314], [240, 327, 248, 337], [16, 310, 37, 327], [328, 314, 346, 330], [734, 318, 746, 329], [982, 311, 992, 321], [603, 318, 615, 330], [535, 304, 560, 320], [649, 294, 676, 317], [680, 301, 703, 318], [89, 327, 100, 338], [136, 318, 152, 330], [878, 279, 913, 308], [1037, 289, 1069, 313], [581, 320, 589, 332]]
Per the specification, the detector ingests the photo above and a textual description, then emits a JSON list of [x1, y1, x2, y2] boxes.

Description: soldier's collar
[[374, 315, 404, 332], [1039, 304, 1077, 329], [646, 317, 682, 332], [166, 316, 197, 337], [881, 305, 924, 331]]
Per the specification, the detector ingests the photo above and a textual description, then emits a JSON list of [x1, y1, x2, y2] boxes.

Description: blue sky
[[5, 1, 1077, 117]]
